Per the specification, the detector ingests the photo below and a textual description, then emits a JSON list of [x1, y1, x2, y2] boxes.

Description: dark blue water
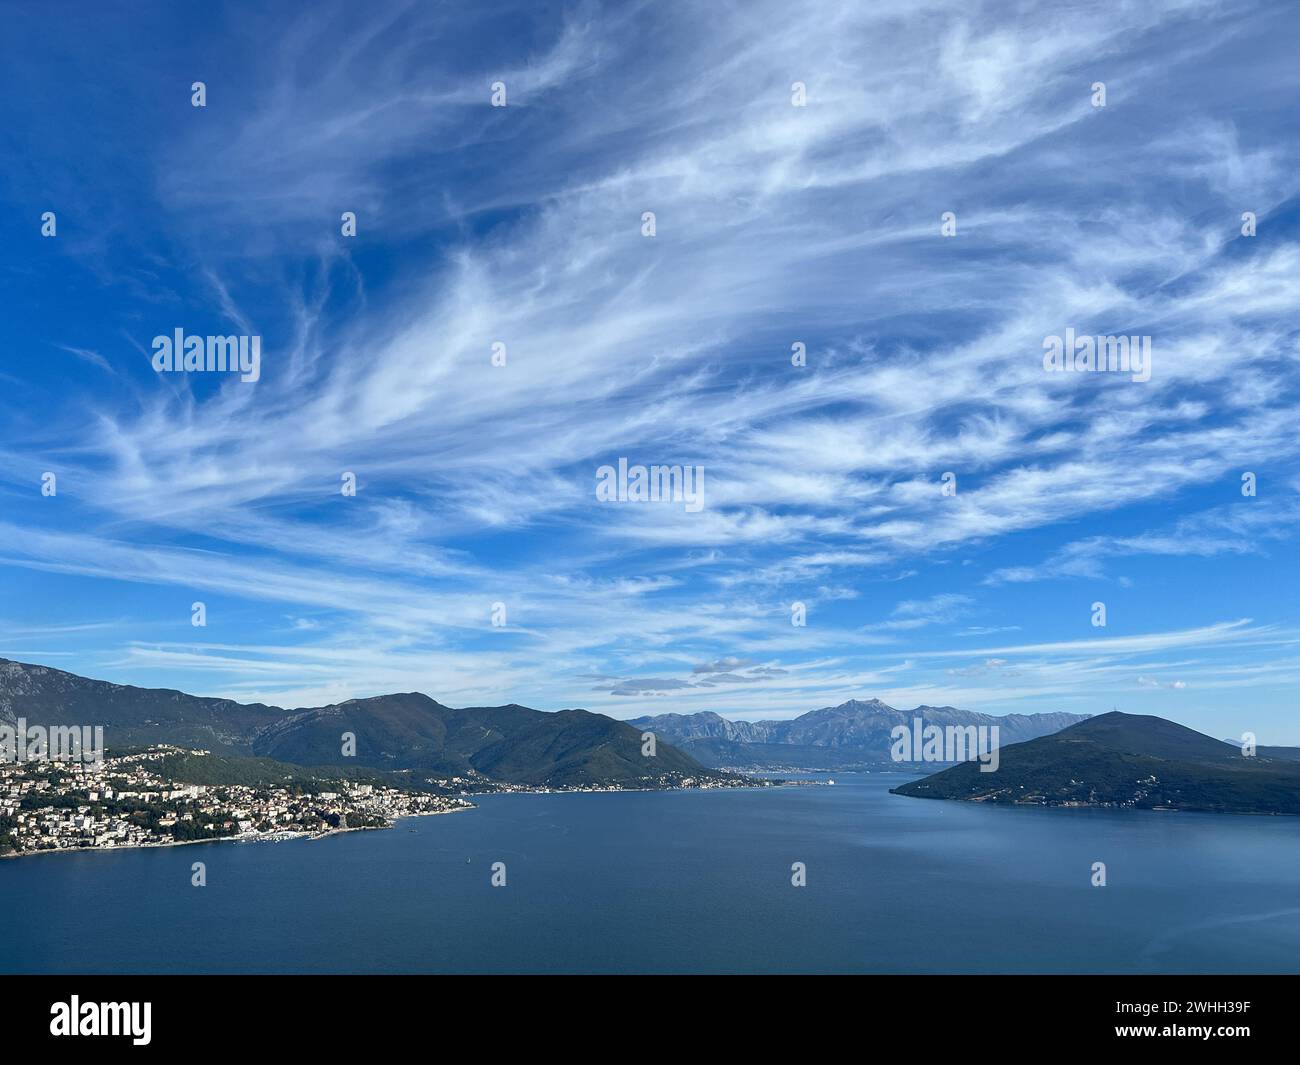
[[3, 774, 1298, 973]]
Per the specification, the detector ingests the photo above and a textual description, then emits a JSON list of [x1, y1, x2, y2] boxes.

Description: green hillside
[[891, 712, 1300, 815], [1, 659, 721, 789]]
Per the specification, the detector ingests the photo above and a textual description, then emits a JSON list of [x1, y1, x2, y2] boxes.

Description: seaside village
[[0, 745, 471, 856]]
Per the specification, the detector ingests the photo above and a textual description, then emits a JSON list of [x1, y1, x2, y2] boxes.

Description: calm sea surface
[[3, 773, 1298, 973]]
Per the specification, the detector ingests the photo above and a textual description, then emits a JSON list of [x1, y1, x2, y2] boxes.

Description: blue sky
[[1, 0, 1299, 741]]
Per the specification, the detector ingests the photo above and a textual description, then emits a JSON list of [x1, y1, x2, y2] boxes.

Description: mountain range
[[6, 659, 1295, 815], [631, 699, 1088, 769], [0, 659, 709, 788], [892, 711, 1300, 815]]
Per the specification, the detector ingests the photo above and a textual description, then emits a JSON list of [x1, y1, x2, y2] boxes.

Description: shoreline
[[0, 779, 809, 862], [888, 789, 1299, 818], [0, 804, 471, 862]]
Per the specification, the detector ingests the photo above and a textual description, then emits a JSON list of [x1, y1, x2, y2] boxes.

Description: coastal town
[[0, 741, 768, 858], [441, 768, 762, 795], [0, 745, 472, 857]]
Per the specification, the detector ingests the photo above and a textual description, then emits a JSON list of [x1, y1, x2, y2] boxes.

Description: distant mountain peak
[[832, 697, 898, 711], [631, 699, 1090, 768]]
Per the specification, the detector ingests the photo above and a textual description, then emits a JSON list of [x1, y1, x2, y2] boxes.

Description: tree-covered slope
[[0, 659, 716, 788], [892, 712, 1300, 815]]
